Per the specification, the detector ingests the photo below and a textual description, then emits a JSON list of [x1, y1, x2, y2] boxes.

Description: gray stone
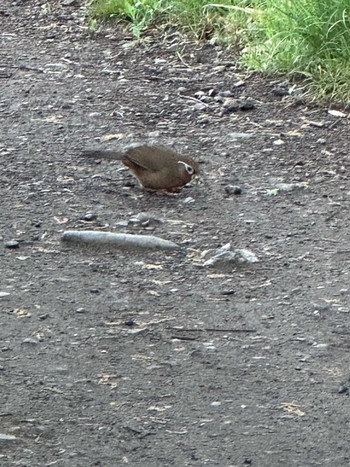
[[4, 240, 19, 249], [202, 243, 258, 270], [225, 185, 242, 195]]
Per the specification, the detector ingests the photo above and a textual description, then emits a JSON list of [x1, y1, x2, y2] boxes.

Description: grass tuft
[[91, 0, 167, 37], [243, 0, 350, 102], [89, 0, 350, 103]]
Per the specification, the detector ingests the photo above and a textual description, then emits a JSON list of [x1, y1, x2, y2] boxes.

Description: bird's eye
[[178, 161, 194, 175]]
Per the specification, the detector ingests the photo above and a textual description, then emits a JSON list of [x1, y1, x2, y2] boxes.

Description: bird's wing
[[124, 146, 177, 172]]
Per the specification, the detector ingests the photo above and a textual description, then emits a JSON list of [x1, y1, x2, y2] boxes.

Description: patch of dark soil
[[1, 1, 349, 466]]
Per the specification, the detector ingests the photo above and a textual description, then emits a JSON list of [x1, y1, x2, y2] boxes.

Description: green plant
[[242, 0, 350, 101], [92, 0, 167, 37], [89, 0, 350, 102]]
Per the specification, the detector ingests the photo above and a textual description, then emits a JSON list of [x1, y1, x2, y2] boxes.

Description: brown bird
[[82, 145, 200, 193]]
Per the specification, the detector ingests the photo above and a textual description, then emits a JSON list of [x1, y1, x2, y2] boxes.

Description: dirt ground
[[1, 1, 350, 466]]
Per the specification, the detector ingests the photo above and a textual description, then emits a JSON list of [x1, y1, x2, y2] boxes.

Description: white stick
[[62, 230, 180, 251]]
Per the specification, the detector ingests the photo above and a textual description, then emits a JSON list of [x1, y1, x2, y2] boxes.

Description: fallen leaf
[[53, 216, 69, 224], [266, 188, 279, 196], [100, 133, 124, 142], [281, 402, 305, 416], [15, 308, 31, 317]]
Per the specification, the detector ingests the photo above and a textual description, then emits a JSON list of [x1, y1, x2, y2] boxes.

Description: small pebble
[[338, 384, 349, 394], [129, 212, 164, 226], [0, 292, 10, 299], [233, 80, 245, 88], [197, 116, 210, 124], [240, 101, 255, 111], [193, 103, 207, 111], [214, 95, 225, 103], [212, 65, 226, 73], [22, 338, 39, 345], [39, 314, 50, 320], [221, 290, 235, 296], [124, 319, 136, 327], [81, 213, 97, 222], [182, 197, 195, 204], [223, 98, 239, 109], [4, 241, 19, 249], [225, 185, 242, 195], [115, 221, 129, 227], [272, 86, 289, 97], [199, 96, 212, 103], [220, 90, 233, 97], [62, 0, 80, 5]]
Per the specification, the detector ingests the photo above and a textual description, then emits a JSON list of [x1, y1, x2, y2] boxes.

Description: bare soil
[[1, 1, 349, 466]]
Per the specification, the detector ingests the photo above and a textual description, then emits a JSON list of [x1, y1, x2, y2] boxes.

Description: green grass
[[89, 0, 350, 103], [90, 1, 252, 41], [244, 0, 350, 101], [91, 0, 168, 37]]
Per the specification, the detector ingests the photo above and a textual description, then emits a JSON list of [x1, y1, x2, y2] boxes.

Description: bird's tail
[[82, 149, 124, 160]]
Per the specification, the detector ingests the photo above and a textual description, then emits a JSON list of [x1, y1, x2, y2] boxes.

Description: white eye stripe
[[178, 161, 194, 175]]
